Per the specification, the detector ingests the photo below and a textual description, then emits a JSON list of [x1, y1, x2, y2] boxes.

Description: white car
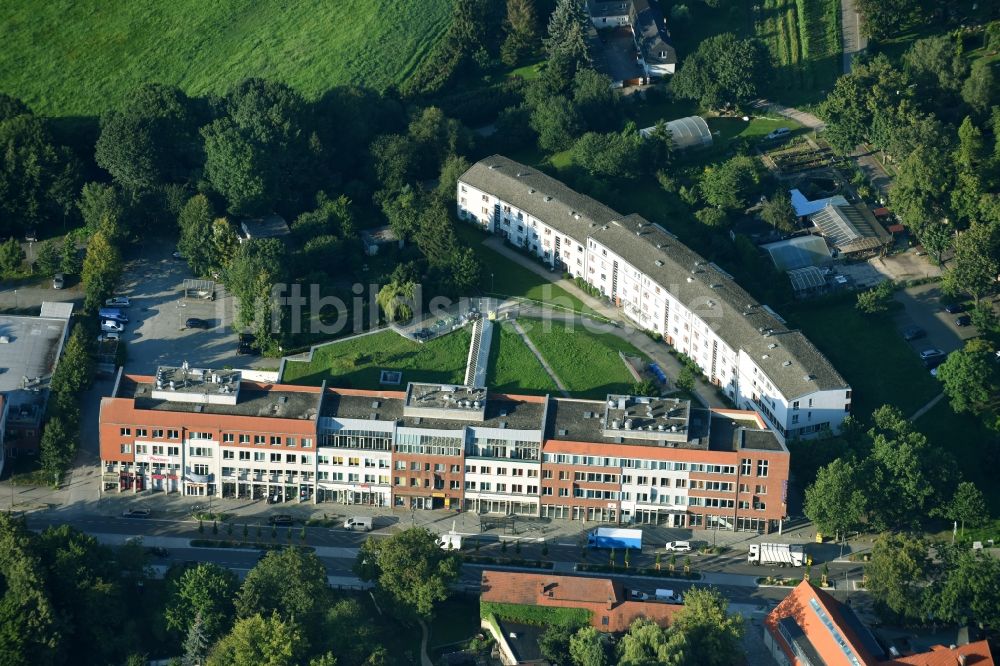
[[765, 127, 790, 140], [100, 320, 125, 333], [664, 540, 692, 552], [97, 332, 120, 342], [105, 297, 131, 307]]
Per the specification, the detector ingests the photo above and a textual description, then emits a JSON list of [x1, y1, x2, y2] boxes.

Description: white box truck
[[587, 527, 643, 550], [748, 543, 805, 567]]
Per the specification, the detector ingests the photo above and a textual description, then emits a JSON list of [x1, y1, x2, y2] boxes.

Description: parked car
[[664, 541, 692, 552], [24, 229, 38, 242], [268, 515, 293, 526], [185, 317, 209, 329], [122, 509, 151, 518], [901, 325, 925, 341], [956, 315, 972, 327], [105, 296, 131, 307], [101, 320, 125, 333], [97, 332, 121, 343], [919, 348, 944, 361], [52, 273, 64, 289], [765, 127, 790, 140], [945, 303, 966, 314]]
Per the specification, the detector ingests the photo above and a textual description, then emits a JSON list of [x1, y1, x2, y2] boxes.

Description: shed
[[810, 203, 891, 255], [239, 214, 290, 242], [787, 266, 827, 298], [789, 189, 849, 218], [360, 226, 403, 256]]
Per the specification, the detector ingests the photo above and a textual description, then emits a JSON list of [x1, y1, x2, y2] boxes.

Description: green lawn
[[522, 319, 644, 399], [785, 297, 940, 419], [455, 224, 602, 318], [280, 328, 470, 389], [485, 322, 559, 395], [0, 0, 452, 117]]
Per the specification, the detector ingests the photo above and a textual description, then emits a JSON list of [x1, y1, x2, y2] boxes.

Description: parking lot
[[894, 283, 980, 358], [113, 246, 271, 374]]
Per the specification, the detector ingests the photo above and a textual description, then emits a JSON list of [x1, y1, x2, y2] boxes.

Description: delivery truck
[[587, 527, 642, 550], [747, 543, 805, 567]]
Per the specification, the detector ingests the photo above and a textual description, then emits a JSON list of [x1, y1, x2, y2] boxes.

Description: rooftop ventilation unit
[[516, 172, 526, 177], [279, 396, 288, 404], [529, 188, 536, 194], [710, 284, 721, 289], [768, 343, 777, 349], [804, 373, 816, 381], [686, 277, 694, 283], [655, 260, 664, 267], [194, 405, 203, 413], [488, 164, 499, 170], [544, 196, 553, 201], [762, 354, 769, 360], [558, 429, 568, 436], [372, 400, 380, 408], [782, 361, 792, 367]]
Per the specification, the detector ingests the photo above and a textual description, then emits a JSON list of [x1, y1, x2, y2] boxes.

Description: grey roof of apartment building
[[125, 378, 320, 421], [547, 398, 713, 449], [708, 415, 784, 453], [321, 390, 546, 433], [460, 156, 848, 400]]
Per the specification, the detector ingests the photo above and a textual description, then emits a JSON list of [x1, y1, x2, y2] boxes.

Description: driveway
[[840, 0, 868, 73], [894, 283, 978, 357], [116, 247, 270, 374], [869, 250, 942, 282]]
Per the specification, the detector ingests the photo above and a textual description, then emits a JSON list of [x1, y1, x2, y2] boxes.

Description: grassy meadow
[[0, 0, 453, 116]]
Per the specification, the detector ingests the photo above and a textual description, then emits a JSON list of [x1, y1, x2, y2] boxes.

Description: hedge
[[479, 601, 590, 628]]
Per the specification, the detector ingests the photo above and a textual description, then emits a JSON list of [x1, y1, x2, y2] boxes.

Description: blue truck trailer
[[587, 527, 643, 550]]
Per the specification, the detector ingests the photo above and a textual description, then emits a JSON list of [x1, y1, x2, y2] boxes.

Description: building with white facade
[[457, 156, 851, 441]]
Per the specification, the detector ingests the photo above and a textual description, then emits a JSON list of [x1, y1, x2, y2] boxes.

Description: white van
[[343, 516, 373, 531]]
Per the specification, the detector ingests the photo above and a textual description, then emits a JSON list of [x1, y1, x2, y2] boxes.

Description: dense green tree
[[694, 207, 728, 228], [569, 626, 608, 666], [572, 69, 618, 133], [95, 83, 198, 192], [890, 145, 952, 237], [35, 239, 60, 274], [820, 54, 910, 154], [617, 618, 676, 665], [934, 549, 1000, 628], [759, 192, 796, 232], [51, 325, 94, 398], [377, 280, 417, 323], [379, 186, 425, 240], [531, 96, 582, 152], [936, 338, 998, 416], [669, 588, 744, 666], [225, 238, 287, 349], [81, 230, 122, 313], [0, 514, 60, 665], [0, 237, 25, 276], [369, 134, 418, 192], [36, 526, 132, 665], [235, 546, 330, 638], [540, 624, 575, 665], [205, 613, 308, 666], [865, 532, 932, 621], [945, 481, 990, 535], [211, 217, 240, 270], [855, 280, 894, 315], [166, 563, 239, 640], [956, 116, 986, 169], [918, 223, 952, 267], [803, 458, 867, 541], [501, 0, 540, 65], [77, 182, 126, 237], [202, 118, 270, 216], [435, 154, 473, 204], [865, 420, 940, 530], [903, 35, 967, 95], [39, 415, 74, 482], [670, 34, 767, 109], [407, 106, 473, 177], [320, 598, 385, 665], [450, 246, 482, 293], [414, 200, 461, 270], [354, 527, 460, 620], [944, 224, 998, 304], [0, 113, 81, 236], [60, 234, 80, 275], [970, 303, 998, 332], [182, 613, 210, 666], [177, 194, 216, 276], [962, 61, 996, 116], [544, 0, 590, 73], [700, 155, 764, 210], [291, 193, 355, 243], [856, 0, 922, 38], [572, 127, 645, 178]]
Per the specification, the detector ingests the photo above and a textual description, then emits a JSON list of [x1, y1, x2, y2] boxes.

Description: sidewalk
[[482, 238, 727, 409]]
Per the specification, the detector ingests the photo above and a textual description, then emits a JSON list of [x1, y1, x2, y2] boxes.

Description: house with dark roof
[[458, 156, 851, 443], [587, 0, 676, 78], [481, 571, 680, 633], [765, 581, 995, 666]]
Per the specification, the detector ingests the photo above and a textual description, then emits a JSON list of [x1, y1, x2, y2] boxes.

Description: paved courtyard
[[116, 246, 272, 374]]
